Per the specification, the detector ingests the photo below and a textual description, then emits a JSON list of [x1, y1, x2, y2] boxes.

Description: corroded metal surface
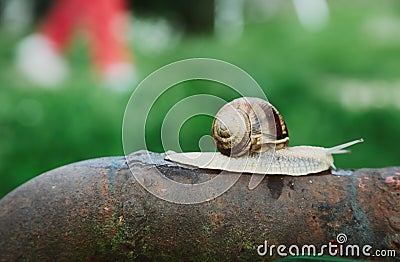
[[0, 151, 399, 261]]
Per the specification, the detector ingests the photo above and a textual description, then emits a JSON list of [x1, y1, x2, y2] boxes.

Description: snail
[[165, 97, 363, 176]]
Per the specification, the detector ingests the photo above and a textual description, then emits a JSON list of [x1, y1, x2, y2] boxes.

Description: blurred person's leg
[[16, 0, 136, 90], [85, 0, 136, 91], [15, 0, 84, 87], [40, 0, 83, 51]]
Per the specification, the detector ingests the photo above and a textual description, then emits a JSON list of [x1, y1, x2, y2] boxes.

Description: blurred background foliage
[[1, 0, 400, 198]]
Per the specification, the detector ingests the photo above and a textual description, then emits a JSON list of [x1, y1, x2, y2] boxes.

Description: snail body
[[165, 97, 362, 176], [165, 140, 362, 176]]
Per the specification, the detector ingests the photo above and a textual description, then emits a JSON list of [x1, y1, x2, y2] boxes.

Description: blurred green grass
[[1, 2, 400, 198]]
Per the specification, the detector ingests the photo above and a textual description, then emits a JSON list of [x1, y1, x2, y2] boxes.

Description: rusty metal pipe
[[0, 151, 399, 261]]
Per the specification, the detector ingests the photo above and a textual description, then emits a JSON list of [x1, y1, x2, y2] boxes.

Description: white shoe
[[16, 34, 68, 88], [103, 62, 138, 92]]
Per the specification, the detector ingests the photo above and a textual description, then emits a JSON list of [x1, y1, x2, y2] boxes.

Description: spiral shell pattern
[[212, 97, 289, 157]]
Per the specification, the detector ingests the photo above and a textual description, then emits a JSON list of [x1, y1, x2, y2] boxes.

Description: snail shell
[[165, 97, 363, 176], [212, 97, 289, 157]]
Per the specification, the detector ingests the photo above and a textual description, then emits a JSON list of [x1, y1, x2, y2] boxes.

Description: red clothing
[[40, 0, 132, 72]]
